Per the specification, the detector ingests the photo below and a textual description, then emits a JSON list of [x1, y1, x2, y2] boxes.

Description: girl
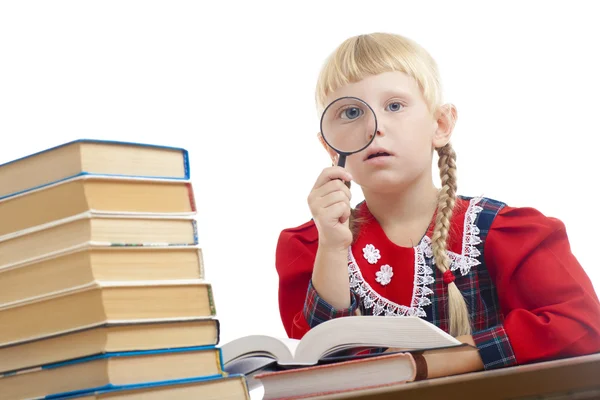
[[275, 32, 600, 379]]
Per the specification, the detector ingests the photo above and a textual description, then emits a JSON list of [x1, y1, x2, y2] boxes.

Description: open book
[[220, 316, 464, 368]]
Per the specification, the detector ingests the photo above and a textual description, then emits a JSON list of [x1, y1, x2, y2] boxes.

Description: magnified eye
[[341, 107, 363, 120], [386, 102, 403, 112]]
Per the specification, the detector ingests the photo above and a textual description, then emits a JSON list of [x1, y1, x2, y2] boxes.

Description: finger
[[315, 179, 352, 201], [323, 201, 351, 225], [318, 191, 351, 210], [312, 167, 353, 191]]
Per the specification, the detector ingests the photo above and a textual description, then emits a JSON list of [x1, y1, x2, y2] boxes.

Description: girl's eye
[[386, 102, 403, 112], [340, 107, 363, 120]]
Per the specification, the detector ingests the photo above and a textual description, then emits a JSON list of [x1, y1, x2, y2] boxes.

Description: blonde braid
[[431, 143, 471, 337]]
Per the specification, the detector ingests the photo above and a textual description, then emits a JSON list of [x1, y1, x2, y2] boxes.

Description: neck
[[362, 174, 439, 229]]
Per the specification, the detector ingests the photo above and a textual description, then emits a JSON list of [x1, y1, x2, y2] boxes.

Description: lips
[[364, 148, 394, 161]]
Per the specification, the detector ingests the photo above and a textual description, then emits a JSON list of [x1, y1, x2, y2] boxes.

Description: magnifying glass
[[320, 96, 378, 169]]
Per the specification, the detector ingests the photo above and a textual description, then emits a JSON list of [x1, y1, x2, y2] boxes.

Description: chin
[[356, 172, 412, 194], [358, 161, 434, 192]]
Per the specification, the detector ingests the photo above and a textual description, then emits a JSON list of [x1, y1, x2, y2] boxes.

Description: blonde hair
[[316, 32, 471, 337]]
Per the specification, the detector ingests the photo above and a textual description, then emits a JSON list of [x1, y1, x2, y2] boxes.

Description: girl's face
[[320, 71, 455, 193]]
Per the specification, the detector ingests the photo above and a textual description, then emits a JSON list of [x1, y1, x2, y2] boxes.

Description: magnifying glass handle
[[337, 154, 351, 188]]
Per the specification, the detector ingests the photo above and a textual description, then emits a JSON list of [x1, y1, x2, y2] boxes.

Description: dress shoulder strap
[[470, 196, 507, 243]]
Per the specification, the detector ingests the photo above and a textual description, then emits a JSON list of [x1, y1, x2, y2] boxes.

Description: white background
[[1, 1, 598, 351]]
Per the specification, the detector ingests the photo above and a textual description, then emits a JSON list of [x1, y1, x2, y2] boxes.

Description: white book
[[220, 316, 464, 367]]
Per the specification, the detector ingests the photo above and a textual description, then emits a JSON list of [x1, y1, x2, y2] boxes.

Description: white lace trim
[[347, 196, 484, 317], [348, 239, 434, 317], [447, 197, 484, 276]]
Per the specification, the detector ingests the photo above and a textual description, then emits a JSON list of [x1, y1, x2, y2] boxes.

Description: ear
[[432, 104, 458, 148], [317, 132, 339, 164]]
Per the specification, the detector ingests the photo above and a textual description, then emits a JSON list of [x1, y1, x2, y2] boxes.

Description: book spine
[[207, 284, 217, 316], [216, 347, 225, 374], [197, 248, 205, 280], [182, 149, 190, 179], [192, 220, 199, 245], [214, 319, 221, 346], [186, 182, 197, 212]]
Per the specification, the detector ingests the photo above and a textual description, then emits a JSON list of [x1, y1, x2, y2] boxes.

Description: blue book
[[0, 139, 190, 200], [0, 346, 229, 400], [0, 318, 220, 375], [48, 374, 250, 400]]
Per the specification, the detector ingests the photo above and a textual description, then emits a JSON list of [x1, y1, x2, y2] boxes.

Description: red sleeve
[[275, 220, 319, 339], [485, 205, 600, 364]]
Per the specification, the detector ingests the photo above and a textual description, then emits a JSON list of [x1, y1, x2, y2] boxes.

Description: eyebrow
[[379, 89, 414, 100]]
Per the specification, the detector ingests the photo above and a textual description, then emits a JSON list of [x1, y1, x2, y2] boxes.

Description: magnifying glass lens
[[321, 97, 377, 154]]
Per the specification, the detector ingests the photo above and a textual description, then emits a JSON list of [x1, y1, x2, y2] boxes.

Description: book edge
[[0, 317, 220, 351], [43, 374, 245, 400], [0, 211, 197, 243], [0, 138, 190, 201], [0, 243, 204, 274], [0, 174, 195, 204]]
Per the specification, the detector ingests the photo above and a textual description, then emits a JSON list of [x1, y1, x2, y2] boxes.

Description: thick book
[[0, 279, 216, 347], [302, 352, 600, 400], [0, 212, 198, 269], [220, 316, 464, 367], [0, 318, 220, 374], [254, 352, 419, 400], [50, 375, 250, 400], [0, 139, 190, 200], [0, 175, 197, 238], [0, 244, 205, 306], [0, 346, 224, 400]]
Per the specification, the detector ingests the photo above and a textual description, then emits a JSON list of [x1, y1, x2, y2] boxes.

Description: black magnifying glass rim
[[319, 96, 378, 156]]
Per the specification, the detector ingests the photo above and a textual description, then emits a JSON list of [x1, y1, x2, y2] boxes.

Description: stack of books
[[0, 139, 250, 399]]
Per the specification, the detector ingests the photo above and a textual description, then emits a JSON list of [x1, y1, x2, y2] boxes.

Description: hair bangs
[[315, 33, 442, 113]]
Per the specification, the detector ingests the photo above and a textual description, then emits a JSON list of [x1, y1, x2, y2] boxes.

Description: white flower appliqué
[[375, 264, 393, 286], [363, 244, 381, 264]]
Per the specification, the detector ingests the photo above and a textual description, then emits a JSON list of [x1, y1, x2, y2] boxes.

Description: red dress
[[275, 196, 600, 370]]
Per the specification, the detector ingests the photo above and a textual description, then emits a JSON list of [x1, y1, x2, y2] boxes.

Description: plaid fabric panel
[[472, 325, 517, 369], [302, 279, 360, 328], [422, 255, 449, 331], [422, 197, 507, 332], [472, 197, 506, 330]]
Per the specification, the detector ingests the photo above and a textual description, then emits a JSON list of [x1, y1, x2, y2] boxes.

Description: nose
[[368, 130, 383, 140]]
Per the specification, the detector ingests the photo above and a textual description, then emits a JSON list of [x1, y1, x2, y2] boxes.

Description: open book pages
[[221, 316, 462, 367]]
